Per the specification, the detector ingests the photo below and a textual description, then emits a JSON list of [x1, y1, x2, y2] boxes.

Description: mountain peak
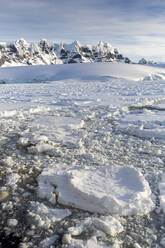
[[73, 40, 81, 47]]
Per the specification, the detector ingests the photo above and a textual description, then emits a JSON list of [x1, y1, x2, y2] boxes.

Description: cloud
[[0, 0, 164, 61]]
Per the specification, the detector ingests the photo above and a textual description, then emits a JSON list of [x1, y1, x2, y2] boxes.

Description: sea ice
[[38, 165, 154, 215], [1, 62, 165, 247], [117, 108, 165, 139]]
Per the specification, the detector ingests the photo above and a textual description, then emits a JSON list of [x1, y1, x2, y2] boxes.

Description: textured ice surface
[[28, 201, 72, 229], [117, 106, 165, 139], [39, 234, 58, 247], [38, 165, 154, 215], [68, 215, 123, 236], [1, 62, 165, 247], [68, 236, 112, 248], [68, 235, 121, 248]]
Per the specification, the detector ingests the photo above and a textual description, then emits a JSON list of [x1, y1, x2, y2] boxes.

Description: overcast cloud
[[0, 0, 165, 61]]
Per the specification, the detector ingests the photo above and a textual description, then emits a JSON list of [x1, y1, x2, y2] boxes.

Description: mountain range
[[0, 38, 131, 67]]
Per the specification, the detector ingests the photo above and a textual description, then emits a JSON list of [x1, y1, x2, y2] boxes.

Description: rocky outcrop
[[0, 38, 131, 67], [138, 58, 148, 65], [138, 58, 157, 65]]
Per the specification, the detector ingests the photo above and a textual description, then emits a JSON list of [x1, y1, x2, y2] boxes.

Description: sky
[[0, 0, 165, 61]]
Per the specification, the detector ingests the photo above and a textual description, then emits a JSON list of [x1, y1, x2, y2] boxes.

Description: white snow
[[0, 62, 165, 84], [38, 165, 154, 215]]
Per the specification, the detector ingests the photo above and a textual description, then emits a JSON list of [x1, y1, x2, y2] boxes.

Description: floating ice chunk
[[93, 216, 123, 236], [2, 156, 14, 167], [134, 243, 142, 248], [38, 165, 154, 215], [18, 137, 29, 147], [62, 233, 72, 245], [68, 235, 114, 248], [18, 132, 55, 154], [68, 236, 101, 248], [0, 187, 9, 200], [28, 201, 71, 229], [28, 143, 54, 154], [68, 215, 123, 237], [7, 218, 18, 227], [39, 234, 58, 247], [6, 173, 21, 189]]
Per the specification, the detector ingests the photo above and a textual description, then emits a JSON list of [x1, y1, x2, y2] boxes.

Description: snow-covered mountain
[[0, 38, 131, 67]]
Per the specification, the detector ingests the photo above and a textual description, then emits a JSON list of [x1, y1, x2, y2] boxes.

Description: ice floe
[[38, 165, 154, 215], [1, 62, 165, 247]]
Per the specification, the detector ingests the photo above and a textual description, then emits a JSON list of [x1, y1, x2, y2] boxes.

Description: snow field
[[0, 62, 165, 84]]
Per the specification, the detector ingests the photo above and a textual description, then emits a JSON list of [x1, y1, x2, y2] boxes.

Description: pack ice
[[38, 165, 154, 215]]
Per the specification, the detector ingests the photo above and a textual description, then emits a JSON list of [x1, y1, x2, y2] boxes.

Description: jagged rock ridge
[[0, 38, 131, 67]]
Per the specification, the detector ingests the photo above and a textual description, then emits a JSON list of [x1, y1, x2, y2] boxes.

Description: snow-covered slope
[[0, 38, 130, 67], [0, 62, 165, 84]]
